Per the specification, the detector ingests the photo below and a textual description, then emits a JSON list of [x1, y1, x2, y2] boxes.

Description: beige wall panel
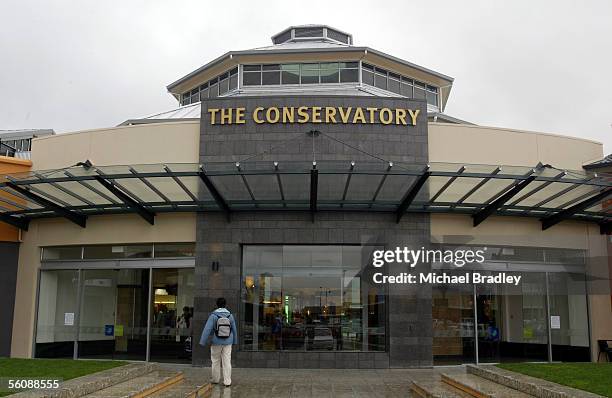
[[431, 214, 592, 249], [31, 121, 200, 170], [429, 123, 603, 170], [11, 213, 196, 358]]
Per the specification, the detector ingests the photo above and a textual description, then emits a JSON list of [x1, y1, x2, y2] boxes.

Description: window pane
[[182, 94, 191, 106], [300, 65, 319, 84], [190, 90, 199, 103], [320, 63, 339, 83], [241, 245, 385, 352], [262, 64, 280, 71], [209, 82, 219, 98], [155, 243, 195, 258], [243, 65, 261, 72], [388, 78, 401, 94], [243, 71, 261, 86], [83, 244, 153, 259], [340, 68, 358, 82], [281, 70, 299, 84], [426, 91, 438, 106], [362, 69, 374, 86], [414, 81, 426, 99], [340, 61, 358, 68], [219, 77, 229, 94], [200, 87, 209, 99], [262, 71, 281, 85], [35, 270, 79, 358], [374, 71, 387, 90], [400, 81, 413, 97], [42, 246, 82, 260], [229, 74, 238, 90]]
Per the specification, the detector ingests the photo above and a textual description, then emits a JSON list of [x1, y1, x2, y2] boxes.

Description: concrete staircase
[[409, 367, 535, 398], [11, 363, 212, 398]]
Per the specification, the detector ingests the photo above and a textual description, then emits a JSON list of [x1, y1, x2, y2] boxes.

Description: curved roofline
[[166, 46, 454, 91]]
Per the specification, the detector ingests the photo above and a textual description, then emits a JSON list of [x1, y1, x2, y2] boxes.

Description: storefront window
[[241, 245, 385, 352], [83, 244, 152, 259], [35, 270, 79, 358], [548, 272, 590, 361]]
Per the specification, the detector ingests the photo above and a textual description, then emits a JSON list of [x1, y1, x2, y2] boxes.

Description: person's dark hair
[[216, 297, 226, 308]]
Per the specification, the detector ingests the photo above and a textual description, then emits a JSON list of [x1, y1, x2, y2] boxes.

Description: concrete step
[[467, 364, 603, 398], [441, 373, 534, 398], [10, 362, 159, 398], [147, 381, 212, 398], [81, 369, 184, 398], [410, 380, 473, 398]]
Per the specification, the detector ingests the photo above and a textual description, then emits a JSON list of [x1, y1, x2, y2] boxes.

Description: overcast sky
[[1, 0, 610, 155]]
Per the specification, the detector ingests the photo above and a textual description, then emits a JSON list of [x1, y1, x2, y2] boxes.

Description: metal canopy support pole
[[94, 176, 155, 225], [274, 162, 286, 207], [545, 272, 553, 363], [473, 283, 479, 365], [236, 162, 257, 207], [310, 162, 318, 223], [370, 162, 393, 205], [396, 166, 430, 223], [146, 268, 152, 362], [198, 168, 231, 222], [6, 181, 87, 228], [541, 189, 611, 230], [0, 212, 29, 230], [340, 161, 355, 208], [472, 174, 537, 227]]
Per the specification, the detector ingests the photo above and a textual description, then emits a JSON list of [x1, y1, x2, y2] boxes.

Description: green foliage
[[498, 363, 612, 397]]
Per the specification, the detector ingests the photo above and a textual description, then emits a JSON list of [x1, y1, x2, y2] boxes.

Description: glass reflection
[[241, 245, 385, 351]]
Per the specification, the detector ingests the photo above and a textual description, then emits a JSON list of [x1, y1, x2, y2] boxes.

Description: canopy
[[0, 161, 609, 233]]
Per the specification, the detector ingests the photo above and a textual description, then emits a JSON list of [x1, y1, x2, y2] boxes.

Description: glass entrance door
[[149, 268, 195, 363], [77, 269, 149, 360], [476, 272, 548, 363]]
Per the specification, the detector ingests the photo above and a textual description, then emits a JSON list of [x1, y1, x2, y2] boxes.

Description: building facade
[[3, 25, 611, 368]]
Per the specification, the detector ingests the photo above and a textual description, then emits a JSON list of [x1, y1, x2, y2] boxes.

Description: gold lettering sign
[[207, 106, 421, 126]]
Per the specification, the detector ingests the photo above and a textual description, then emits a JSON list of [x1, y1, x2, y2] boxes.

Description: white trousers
[[210, 344, 232, 385]]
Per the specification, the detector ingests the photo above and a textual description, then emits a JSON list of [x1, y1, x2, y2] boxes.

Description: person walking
[[199, 297, 238, 387]]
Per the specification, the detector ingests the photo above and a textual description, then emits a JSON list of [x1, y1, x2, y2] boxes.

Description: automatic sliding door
[[78, 269, 149, 360], [149, 268, 195, 363]]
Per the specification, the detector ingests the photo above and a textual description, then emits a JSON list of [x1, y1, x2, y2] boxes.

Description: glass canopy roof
[[0, 161, 609, 233]]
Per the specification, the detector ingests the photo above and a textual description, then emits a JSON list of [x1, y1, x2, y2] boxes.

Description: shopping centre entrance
[[34, 243, 195, 363], [431, 246, 591, 365]]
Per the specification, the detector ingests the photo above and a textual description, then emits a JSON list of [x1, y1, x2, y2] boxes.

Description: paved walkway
[[158, 364, 467, 397]]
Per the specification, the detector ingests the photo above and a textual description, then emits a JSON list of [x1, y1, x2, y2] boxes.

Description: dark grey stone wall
[[0, 242, 19, 357], [195, 96, 431, 368]]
